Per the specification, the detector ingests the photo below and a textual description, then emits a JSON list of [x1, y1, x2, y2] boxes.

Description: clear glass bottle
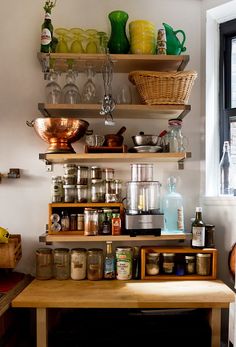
[[104, 241, 115, 279], [219, 141, 234, 195], [53, 248, 70, 280], [162, 176, 184, 233], [61, 210, 70, 231], [87, 248, 104, 280], [191, 207, 205, 249], [36, 248, 53, 280]]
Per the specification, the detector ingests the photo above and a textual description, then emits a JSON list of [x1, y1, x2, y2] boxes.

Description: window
[[219, 19, 236, 166]]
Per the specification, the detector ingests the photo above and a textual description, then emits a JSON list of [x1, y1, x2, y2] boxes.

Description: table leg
[[36, 308, 48, 347], [208, 308, 221, 347]]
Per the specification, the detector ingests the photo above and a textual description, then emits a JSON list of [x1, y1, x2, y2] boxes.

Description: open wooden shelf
[[141, 246, 218, 280], [39, 232, 189, 243], [39, 152, 189, 163], [38, 103, 191, 120], [38, 53, 189, 74]]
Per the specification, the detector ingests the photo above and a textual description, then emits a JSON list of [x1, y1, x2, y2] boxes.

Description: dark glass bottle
[[101, 214, 111, 235], [191, 207, 205, 249], [40, 11, 53, 53]]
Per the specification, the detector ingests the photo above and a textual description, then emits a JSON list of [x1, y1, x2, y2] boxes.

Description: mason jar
[[77, 166, 89, 185], [87, 248, 103, 280], [71, 248, 87, 280], [84, 208, 99, 236], [51, 176, 63, 203], [36, 248, 53, 280], [162, 253, 175, 274], [91, 179, 105, 202], [53, 248, 70, 280], [146, 252, 160, 275]]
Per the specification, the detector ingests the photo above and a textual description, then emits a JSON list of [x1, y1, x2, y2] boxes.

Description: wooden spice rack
[[141, 246, 218, 280]]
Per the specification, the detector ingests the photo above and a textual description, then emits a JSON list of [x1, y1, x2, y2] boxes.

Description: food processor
[[125, 164, 164, 236]]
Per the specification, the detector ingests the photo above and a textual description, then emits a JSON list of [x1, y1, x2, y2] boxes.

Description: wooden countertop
[[12, 279, 235, 309]]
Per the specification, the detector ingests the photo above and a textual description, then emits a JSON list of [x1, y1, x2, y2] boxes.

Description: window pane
[[231, 38, 236, 107]]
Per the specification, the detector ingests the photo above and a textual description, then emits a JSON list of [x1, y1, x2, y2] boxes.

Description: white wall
[[0, 0, 202, 275]]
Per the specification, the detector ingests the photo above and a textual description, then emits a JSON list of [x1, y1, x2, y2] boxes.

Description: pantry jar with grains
[[87, 248, 103, 280], [84, 208, 98, 235], [53, 248, 70, 280], [71, 248, 87, 280], [36, 248, 53, 280]]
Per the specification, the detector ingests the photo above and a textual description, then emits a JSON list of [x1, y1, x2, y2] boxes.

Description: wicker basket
[[128, 70, 198, 105]]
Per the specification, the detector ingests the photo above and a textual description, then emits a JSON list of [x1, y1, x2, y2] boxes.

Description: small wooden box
[[141, 246, 218, 280], [0, 235, 22, 268]]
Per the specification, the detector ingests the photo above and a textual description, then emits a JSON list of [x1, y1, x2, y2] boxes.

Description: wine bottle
[[191, 207, 205, 248]]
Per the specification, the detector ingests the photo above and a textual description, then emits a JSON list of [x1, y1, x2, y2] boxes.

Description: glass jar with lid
[[91, 166, 102, 179], [77, 166, 89, 185], [167, 119, 187, 153], [51, 176, 63, 203], [91, 179, 105, 202], [196, 253, 211, 275], [87, 248, 103, 280], [146, 252, 160, 275], [36, 248, 53, 280], [185, 255, 196, 274], [63, 163, 77, 175], [162, 253, 175, 274], [63, 185, 76, 203], [71, 248, 87, 280], [84, 208, 98, 235], [103, 168, 115, 181], [77, 185, 88, 202], [53, 248, 70, 280]]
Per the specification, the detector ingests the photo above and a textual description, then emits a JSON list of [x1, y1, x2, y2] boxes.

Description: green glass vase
[[107, 10, 130, 54]]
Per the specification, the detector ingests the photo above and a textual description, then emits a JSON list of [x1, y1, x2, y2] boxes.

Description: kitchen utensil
[[133, 145, 162, 153], [26, 117, 89, 153], [132, 132, 159, 146], [104, 127, 126, 147]]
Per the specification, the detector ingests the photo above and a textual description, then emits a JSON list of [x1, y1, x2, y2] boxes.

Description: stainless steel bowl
[[27, 117, 89, 153], [132, 134, 159, 146]]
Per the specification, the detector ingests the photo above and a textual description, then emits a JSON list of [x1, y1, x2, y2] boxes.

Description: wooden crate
[[141, 246, 217, 280], [0, 235, 22, 268]]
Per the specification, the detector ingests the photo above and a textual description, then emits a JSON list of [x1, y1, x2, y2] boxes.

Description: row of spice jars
[[50, 208, 122, 235], [145, 252, 212, 276], [36, 246, 137, 281], [51, 171, 122, 203]]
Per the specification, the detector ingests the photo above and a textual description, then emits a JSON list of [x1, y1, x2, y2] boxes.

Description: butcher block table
[[12, 279, 235, 347]]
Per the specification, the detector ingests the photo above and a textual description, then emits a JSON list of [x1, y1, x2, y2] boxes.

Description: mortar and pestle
[[104, 126, 126, 147]]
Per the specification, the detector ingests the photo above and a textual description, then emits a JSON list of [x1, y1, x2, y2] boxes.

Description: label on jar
[[192, 226, 205, 247], [163, 262, 174, 273]]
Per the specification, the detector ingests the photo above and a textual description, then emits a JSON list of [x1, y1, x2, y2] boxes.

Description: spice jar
[[53, 248, 70, 280], [162, 253, 175, 274], [185, 255, 196, 274], [84, 208, 98, 236], [71, 248, 87, 280], [77, 185, 88, 202], [87, 248, 103, 280], [91, 166, 102, 179], [63, 185, 76, 203], [70, 214, 77, 231], [77, 166, 89, 185], [91, 179, 105, 202], [77, 213, 84, 231], [63, 163, 77, 175], [146, 252, 160, 275], [51, 176, 63, 202], [36, 248, 53, 280], [196, 253, 211, 275]]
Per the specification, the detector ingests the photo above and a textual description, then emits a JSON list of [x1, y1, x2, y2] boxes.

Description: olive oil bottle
[[191, 207, 205, 248]]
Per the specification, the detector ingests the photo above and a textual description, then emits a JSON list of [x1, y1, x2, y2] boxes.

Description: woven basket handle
[[174, 29, 186, 52]]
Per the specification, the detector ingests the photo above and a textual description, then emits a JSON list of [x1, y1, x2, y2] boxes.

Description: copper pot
[[26, 117, 89, 153]]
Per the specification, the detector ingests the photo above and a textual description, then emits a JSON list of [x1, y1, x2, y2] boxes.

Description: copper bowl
[[27, 117, 89, 153]]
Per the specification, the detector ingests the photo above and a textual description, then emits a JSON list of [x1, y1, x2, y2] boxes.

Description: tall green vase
[[107, 10, 130, 54]]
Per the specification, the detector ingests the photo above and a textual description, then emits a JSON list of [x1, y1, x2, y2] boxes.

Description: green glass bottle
[[40, 1, 56, 53], [107, 10, 130, 54]]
